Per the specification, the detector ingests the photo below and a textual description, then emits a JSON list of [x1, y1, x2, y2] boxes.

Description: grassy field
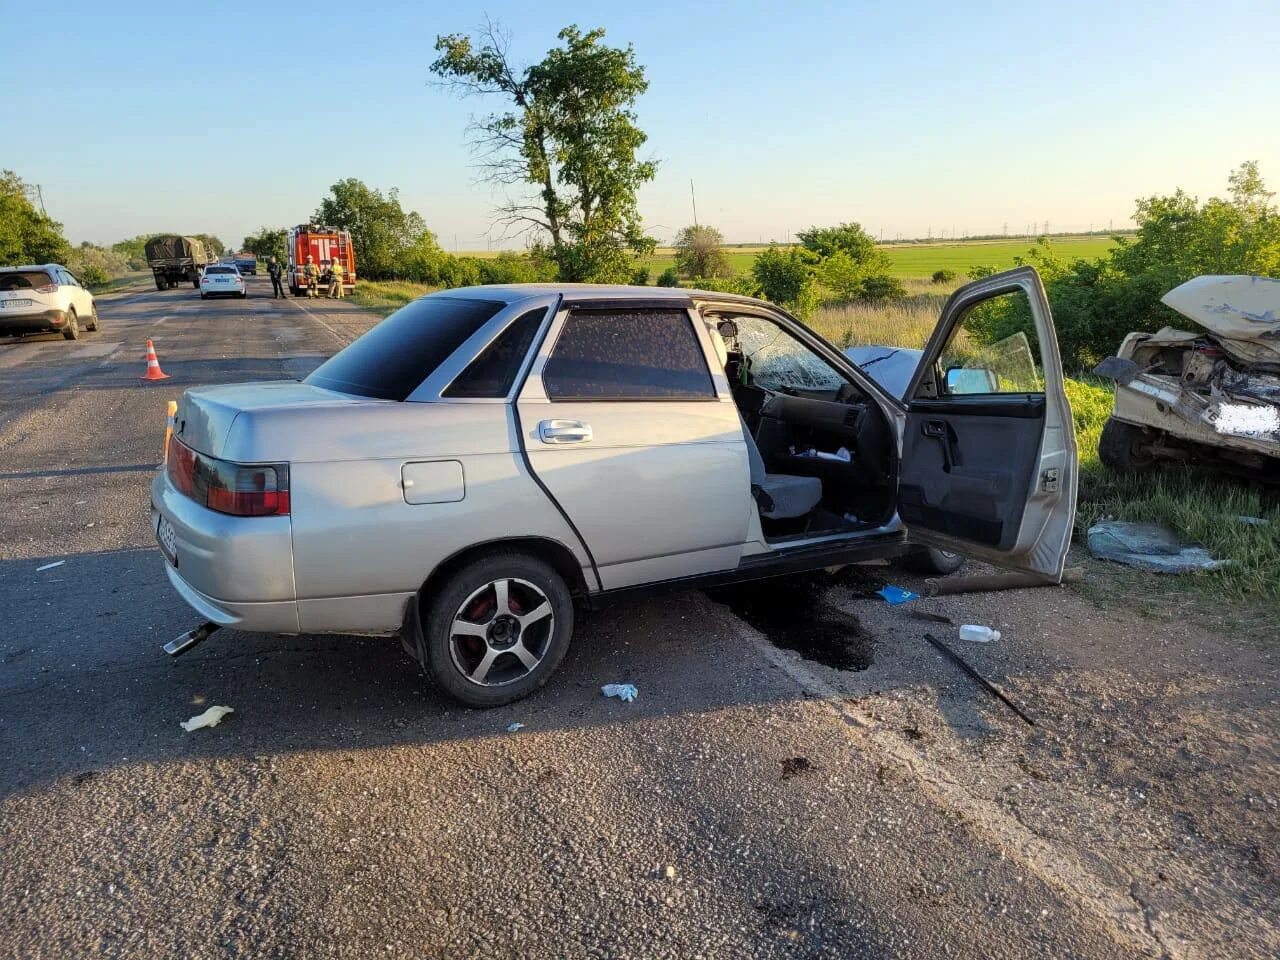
[[632, 235, 1120, 281]]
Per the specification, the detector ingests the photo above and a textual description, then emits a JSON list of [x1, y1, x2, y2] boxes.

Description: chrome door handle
[[538, 419, 593, 444]]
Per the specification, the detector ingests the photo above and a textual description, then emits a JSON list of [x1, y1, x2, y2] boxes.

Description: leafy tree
[[430, 22, 657, 282], [65, 244, 130, 289], [655, 266, 680, 287], [673, 224, 732, 280], [797, 222, 885, 270], [817, 250, 865, 300], [242, 227, 288, 263], [315, 178, 436, 279], [752, 245, 818, 318], [630, 265, 651, 286], [0, 171, 70, 266]]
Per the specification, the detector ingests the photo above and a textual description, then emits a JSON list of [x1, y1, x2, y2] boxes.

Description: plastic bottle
[[958, 624, 1001, 643]]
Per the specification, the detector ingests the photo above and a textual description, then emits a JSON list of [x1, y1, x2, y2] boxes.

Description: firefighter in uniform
[[328, 256, 345, 299], [304, 255, 320, 298], [267, 257, 288, 298]]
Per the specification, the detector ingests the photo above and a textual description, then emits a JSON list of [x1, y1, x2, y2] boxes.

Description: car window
[[306, 296, 505, 400], [444, 308, 546, 399], [205, 266, 236, 275], [926, 290, 1044, 397], [0, 271, 54, 290], [733, 315, 847, 394], [543, 308, 715, 400]]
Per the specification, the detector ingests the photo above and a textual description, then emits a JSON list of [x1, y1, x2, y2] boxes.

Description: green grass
[[349, 280, 437, 316], [632, 235, 1121, 283]]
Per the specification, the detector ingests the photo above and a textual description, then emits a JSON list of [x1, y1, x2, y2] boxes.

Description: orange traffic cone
[[140, 339, 170, 381]]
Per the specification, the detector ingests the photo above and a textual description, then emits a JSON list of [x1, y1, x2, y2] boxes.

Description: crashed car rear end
[[1094, 275, 1280, 479]]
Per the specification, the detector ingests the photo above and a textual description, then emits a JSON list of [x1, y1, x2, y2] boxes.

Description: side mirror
[[945, 366, 1000, 394], [716, 319, 738, 340]]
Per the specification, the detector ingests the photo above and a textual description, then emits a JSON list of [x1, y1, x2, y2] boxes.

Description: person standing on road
[[304, 255, 320, 299], [267, 257, 288, 298], [328, 257, 345, 299]]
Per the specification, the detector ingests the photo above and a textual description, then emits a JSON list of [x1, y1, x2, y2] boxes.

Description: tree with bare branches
[[430, 23, 656, 282]]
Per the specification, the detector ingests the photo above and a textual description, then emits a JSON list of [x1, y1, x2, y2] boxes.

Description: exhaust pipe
[[164, 621, 221, 656]]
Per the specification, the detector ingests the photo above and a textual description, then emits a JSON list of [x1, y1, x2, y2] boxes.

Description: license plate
[[0, 299, 32, 309], [157, 516, 178, 566]]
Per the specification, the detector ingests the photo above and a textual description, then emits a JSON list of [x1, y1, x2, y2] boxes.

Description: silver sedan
[[152, 272, 1077, 705]]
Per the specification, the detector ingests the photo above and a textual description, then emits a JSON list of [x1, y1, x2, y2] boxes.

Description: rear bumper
[[0, 308, 67, 334], [151, 470, 299, 630]]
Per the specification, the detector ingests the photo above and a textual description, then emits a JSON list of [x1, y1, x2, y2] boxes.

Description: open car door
[[898, 267, 1077, 579]]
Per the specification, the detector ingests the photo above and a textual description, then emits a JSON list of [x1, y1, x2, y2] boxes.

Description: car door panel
[[516, 306, 751, 590], [899, 268, 1077, 579]]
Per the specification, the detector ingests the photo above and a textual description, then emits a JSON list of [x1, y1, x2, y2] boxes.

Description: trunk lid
[[174, 381, 369, 460]]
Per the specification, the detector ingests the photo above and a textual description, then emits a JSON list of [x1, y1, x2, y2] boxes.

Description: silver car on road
[[152, 270, 1078, 705]]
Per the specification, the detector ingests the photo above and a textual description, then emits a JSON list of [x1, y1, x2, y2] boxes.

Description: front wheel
[[420, 552, 574, 707], [1098, 417, 1156, 474], [899, 547, 964, 575]]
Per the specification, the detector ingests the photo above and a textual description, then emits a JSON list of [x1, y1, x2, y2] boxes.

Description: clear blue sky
[[7, 0, 1279, 250]]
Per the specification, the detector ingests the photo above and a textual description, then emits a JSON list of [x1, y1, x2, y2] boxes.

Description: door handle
[[538, 419, 593, 444], [921, 419, 957, 471]]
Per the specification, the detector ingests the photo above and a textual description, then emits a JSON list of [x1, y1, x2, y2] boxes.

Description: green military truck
[[145, 236, 210, 291]]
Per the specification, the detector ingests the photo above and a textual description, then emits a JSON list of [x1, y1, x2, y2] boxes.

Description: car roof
[[438, 283, 769, 309], [0, 264, 62, 272]]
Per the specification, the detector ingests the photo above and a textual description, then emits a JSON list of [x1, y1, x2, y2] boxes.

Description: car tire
[[1098, 417, 1155, 474], [239, 291, 247, 299], [419, 551, 574, 708], [86, 307, 100, 332], [200, 292, 207, 300], [899, 547, 964, 575], [61, 308, 80, 341]]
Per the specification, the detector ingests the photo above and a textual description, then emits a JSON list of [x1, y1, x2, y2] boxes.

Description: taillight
[[167, 435, 290, 517], [36, 283, 58, 294]]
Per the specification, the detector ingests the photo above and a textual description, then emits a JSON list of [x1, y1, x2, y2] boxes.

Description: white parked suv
[[0, 264, 101, 340]]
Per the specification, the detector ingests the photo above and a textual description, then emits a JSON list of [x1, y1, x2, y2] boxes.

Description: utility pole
[[690, 179, 698, 228], [34, 184, 47, 216]]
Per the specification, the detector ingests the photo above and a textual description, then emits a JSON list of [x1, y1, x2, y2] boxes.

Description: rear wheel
[[86, 306, 100, 332], [899, 547, 964, 575], [62, 308, 80, 341], [420, 552, 574, 707], [1098, 417, 1155, 474], [154, 277, 165, 291]]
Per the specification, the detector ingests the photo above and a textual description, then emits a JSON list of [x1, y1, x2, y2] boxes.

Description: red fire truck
[[287, 224, 356, 296]]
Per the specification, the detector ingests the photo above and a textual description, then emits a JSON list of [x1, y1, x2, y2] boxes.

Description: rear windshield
[[306, 296, 505, 400], [205, 266, 237, 275], [0, 270, 53, 291]]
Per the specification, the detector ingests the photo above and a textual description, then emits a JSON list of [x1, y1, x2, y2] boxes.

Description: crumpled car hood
[[1162, 275, 1280, 363]]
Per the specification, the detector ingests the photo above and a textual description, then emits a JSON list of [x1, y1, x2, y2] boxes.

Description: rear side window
[[444, 308, 546, 399], [0, 271, 53, 291], [543, 309, 715, 400], [306, 296, 504, 400]]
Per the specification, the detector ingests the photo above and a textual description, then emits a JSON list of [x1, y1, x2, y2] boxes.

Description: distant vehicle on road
[[199, 264, 247, 299], [151, 270, 1077, 707], [233, 256, 258, 276], [288, 224, 354, 297], [0, 264, 100, 340], [145, 236, 210, 291]]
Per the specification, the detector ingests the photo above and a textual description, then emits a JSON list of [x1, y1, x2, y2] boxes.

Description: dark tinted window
[[544, 309, 714, 400], [0, 271, 53, 290], [205, 266, 237, 275], [444, 308, 546, 399], [306, 296, 504, 400]]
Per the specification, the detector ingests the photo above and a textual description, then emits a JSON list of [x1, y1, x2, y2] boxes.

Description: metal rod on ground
[[922, 633, 1036, 727], [924, 566, 1084, 597]]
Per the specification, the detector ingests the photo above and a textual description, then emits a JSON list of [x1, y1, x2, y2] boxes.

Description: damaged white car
[[1094, 275, 1280, 480]]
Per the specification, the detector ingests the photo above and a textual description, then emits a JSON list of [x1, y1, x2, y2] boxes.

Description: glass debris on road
[[1087, 520, 1229, 573]]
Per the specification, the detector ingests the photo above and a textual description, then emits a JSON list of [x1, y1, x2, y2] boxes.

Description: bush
[[476, 252, 552, 285], [751, 245, 818, 317], [931, 268, 957, 284], [691, 274, 760, 297], [857, 274, 907, 302], [631, 266, 651, 286], [656, 266, 680, 287], [77, 264, 111, 289]]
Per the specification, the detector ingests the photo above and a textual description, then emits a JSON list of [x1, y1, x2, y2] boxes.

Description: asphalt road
[[0, 278, 1262, 958]]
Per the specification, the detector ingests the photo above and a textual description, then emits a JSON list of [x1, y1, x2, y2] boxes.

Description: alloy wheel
[[448, 577, 555, 687]]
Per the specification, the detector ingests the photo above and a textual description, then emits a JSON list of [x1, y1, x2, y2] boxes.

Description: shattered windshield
[[733, 315, 846, 393]]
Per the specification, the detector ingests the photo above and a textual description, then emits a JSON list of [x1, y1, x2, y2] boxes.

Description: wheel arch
[[416, 536, 591, 614]]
